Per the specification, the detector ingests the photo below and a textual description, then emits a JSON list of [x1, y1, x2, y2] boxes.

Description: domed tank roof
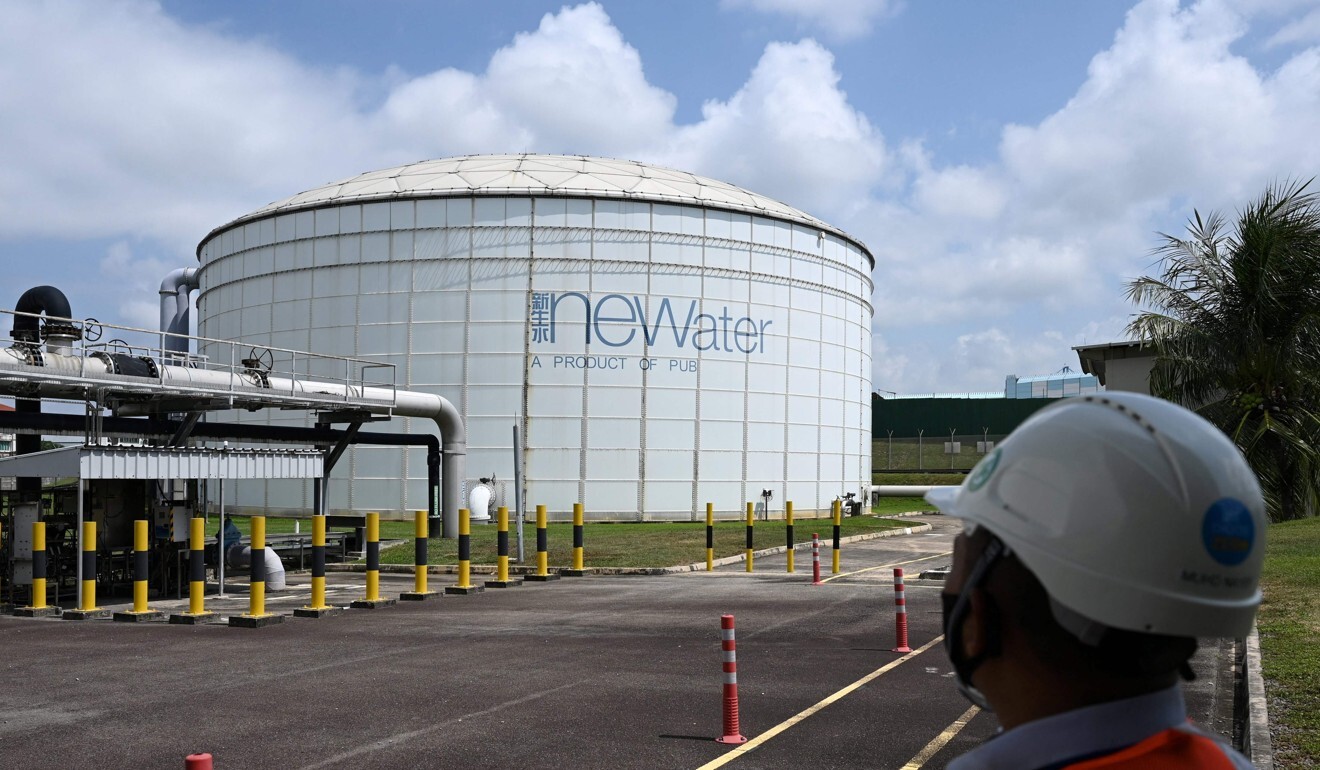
[[200, 154, 869, 262]]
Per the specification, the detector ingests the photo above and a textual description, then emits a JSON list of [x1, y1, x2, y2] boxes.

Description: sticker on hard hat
[[965, 448, 1001, 493], [1202, 498, 1255, 566]]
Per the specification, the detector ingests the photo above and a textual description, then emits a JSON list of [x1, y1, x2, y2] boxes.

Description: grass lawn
[[1257, 516, 1320, 767], [871, 472, 965, 487]]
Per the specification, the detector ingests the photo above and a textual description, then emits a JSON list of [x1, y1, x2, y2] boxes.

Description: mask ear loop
[[945, 535, 1008, 708]]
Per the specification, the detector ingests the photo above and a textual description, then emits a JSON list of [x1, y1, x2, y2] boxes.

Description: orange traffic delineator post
[[184, 752, 213, 769], [715, 614, 748, 744], [892, 567, 912, 653], [401, 510, 441, 601], [811, 533, 823, 585], [114, 519, 165, 622]]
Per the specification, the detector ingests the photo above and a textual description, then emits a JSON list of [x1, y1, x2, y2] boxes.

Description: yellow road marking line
[[819, 551, 954, 584], [899, 704, 980, 769], [694, 636, 943, 770]]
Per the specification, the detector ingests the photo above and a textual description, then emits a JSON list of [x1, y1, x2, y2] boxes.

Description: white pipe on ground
[[227, 545, 287, 591]]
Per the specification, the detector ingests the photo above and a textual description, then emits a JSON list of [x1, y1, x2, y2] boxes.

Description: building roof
[[1073, 341, 1153, 385], [200, 154, 869, 262]]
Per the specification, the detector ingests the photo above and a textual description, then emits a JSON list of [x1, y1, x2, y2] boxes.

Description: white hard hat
[[926, 392, 1265, 639]]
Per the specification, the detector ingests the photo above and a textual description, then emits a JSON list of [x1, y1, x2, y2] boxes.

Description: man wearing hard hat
[[927, 393, 1262, 769]]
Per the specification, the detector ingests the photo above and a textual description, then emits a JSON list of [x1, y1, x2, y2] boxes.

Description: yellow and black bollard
[[785, 501, 795, 574], [485, 506, 523, 588], [745, 502, 755, 572], [525, 504, 560, 582], [401, 510, 440, 601], [446, 508, 483, 594], [14, 521, 59, 618], [561, 502, 589, 577], [351, 512, 397, 609], [65, 521, 110, 620], [171, 518, 218, 625], [231, 516, 287, 627], [832, 499, 842, 575], [295, 515, 345, 617], [114, 520, 165, 622], [705, 502, 714, 572]]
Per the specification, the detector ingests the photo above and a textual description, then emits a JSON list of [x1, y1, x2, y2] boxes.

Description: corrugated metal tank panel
[[198, 176, 873, 520]]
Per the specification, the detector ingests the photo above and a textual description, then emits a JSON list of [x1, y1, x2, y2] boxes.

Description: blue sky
[[3, 0, 1320, 394]]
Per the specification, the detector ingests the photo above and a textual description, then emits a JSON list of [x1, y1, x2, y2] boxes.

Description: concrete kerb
[[321, 523, 935, 577], [1244, 624, 1274, 770]]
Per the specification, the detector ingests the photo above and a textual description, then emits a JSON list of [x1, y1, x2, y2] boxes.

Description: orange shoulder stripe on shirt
[[1064, 727, 1239, 769]]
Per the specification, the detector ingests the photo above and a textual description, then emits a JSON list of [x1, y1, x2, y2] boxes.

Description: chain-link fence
[[872, 433, 1009, 471]]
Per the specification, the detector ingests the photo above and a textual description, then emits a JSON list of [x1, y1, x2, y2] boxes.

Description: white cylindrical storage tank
[[196, 154, 874, 520]]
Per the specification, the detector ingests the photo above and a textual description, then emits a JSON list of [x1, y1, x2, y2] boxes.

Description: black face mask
[[942, 536, 1006, 709]]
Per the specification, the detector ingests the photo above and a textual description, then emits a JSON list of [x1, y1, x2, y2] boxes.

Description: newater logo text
[[530, 292, 772, 354]]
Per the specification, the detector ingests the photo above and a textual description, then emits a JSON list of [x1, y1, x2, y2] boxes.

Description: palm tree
[[1126, 180, 1320, 521]]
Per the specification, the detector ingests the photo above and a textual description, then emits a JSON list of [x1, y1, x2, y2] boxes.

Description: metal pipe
[[158, 268, 199, 358]]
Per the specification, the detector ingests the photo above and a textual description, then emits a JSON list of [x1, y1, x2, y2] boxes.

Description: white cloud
[[99, 240, 171, 331], [720, 0, 902, 41], [854, 0, 1320, 392], [661, 39, 889, 217]]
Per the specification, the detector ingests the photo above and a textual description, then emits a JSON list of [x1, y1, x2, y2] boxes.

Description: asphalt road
[[0, 514, 1231, 769]]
